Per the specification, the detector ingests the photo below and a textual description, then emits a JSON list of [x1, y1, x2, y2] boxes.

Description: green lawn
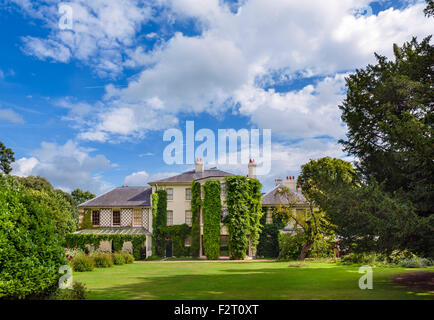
[[73, 260, 434, 300]]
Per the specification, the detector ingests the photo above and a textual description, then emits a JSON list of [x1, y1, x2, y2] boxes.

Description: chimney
[[275, 178, 282, 186], [195, 158, 204, 173], [248, 159, 257, 179], [284, 176, 297, 193]]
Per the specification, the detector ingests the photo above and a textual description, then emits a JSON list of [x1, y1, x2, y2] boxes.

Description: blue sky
[[0, 0, 432, 194]]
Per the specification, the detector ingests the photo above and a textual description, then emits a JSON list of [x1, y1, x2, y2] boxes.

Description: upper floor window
[[167, 188, 173, 200], [221, 183, 226, 195], [133, 208, 142, 226], [113, 210, 120, 226], [167, 210, 173, 226], [185, 188, 192, 200], [92, 210, 100, 226], [221, 208, 229, 222], [185, 210, 192, 226], [184, 235, 191, 247]]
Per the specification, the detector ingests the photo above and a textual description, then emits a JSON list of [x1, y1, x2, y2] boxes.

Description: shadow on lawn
[[85, 266, 434, 300]]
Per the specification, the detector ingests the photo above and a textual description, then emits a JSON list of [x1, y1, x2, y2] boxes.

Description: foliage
[[202, 180, 222, 259], [65, 233, 147, 260], [399, 257, 433, 268], [225, 176, 256, 260], [160, 224, 192, 257], [340, 252, 379, 265], [120, 251, 135, 264], [190, 181, 202, 257], [80, 210, 93, 229], [154, 189, 167, 257], [15, 175, 78, 235], [339, 38, 433, 219], [151, 192, 159, 254], [246, 179, 264, 255], [425, 0, 434, 16], [71, 188, 95, 206], [71, 254, 95, 272], [0, 175, 66, 299], [65, 248, 85, 262], [257, 208, 285, 258], [112, 252, 125, 265], [278, 232, 306, 260], [52, 282, 88, 300], [91, 252, 113, 268], [0, 141, 14, 175]]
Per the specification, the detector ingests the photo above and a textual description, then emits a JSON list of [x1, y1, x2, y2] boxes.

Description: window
[[184, 235, 191, 247], [167, 188, 173, 200], [185, 210, 192, 226], [266, 211, 273, 224], [92, 210, 100, 226], [133, 208, 142, 226], [220, 183, 226, 195], [167, 210, 173, 226], [221, 208, 229, 222], [185, 188, 192, 200], [113, 211, 120, 226]]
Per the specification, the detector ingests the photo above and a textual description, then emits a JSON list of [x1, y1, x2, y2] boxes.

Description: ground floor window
[[92, 210, 100, 226], [220, 235, 229, 257], [167, 210, 173, 226], [133, 208, 142, 226]]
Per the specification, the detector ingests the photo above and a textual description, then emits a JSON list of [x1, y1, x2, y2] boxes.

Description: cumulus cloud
[[123, 170, 149, 186], [0, 108, 25, 124], [11, 140, 113, 194]]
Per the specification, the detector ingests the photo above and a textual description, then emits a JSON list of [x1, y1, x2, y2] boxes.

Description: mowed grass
[[73, 260, 434, 300]]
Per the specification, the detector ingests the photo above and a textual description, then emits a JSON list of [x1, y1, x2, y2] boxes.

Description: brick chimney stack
[[195, 158, 204, 173], [248, 158, 257, 179], [284, 176, 297, 193]]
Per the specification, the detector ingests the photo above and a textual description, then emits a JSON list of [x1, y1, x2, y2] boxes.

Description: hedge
[[203, 180, 221, 260], [257, 207, 285, 258], [190, 181, 201, 257]]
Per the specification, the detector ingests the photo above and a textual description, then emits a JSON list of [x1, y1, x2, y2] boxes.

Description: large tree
[[0, 142, 14, 175], [339, 37, 434, 218], [71, 188, 95, 206]]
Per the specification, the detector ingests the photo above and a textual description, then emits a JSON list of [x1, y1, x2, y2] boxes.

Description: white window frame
[[167, 188, 174, 200], [167, 210, 173, 226]]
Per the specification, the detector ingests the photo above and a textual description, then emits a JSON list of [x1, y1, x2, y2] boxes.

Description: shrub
[[278, 233, 305, 260], [340, 252, 378, 265], [71, 254, 95, 272], [120, 251, 135, 264], [91, 251, 113, 268], [203, 180, 221, 260], [0, 175, 66, 299], [399, 257, 433, 268], [65, 248, 85, 262], [112, 252, 125, 265], [52, 282, 88, 300]]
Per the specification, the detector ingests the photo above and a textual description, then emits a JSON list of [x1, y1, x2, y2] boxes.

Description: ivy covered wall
[[190, 181, 201, 257], [154, 189, 167, 257], [225, 176, 263, 260], [257, 207, 285, 258], [202, 180, 221, 260]]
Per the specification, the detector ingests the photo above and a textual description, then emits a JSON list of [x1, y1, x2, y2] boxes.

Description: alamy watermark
[[58, 3, 73, 30], [163, 121, 272, 175], [58, 265, 73, 289], [358, 265, 373, 290]]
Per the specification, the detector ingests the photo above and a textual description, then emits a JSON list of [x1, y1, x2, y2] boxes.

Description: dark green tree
[[0, 142, 14, 175], [71, 188, 95, 206], [339, 37, 434, 218], [190, 181, 202, 257]]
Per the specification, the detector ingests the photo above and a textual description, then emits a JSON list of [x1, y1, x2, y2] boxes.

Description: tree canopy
[[0, 142, 14, 175], [71, 188, 96, 206]]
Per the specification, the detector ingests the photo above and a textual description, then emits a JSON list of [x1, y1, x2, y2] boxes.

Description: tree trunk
[[297, 241, 313, 261]]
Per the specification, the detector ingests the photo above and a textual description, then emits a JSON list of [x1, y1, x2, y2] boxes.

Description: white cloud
[[11, 140, 113, 194], [123, 170, 149, 186], [15, 0, 153, 76], [0, 108, 25, 124]]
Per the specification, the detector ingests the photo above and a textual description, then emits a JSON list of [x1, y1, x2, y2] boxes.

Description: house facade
[[77, 158, 307, 259]]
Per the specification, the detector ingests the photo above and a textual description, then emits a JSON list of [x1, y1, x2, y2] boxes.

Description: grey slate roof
[[74, 227, 150, 235], [148, 169, 234, 184], [262, 185, 307, 205], [78, 186, 151, 207]]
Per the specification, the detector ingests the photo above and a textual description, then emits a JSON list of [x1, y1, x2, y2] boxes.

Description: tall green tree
[[71, 188, 95, 206], [339, 37, 434, 218], [0, 142, 14, 175], [202, 180, 221, 260]]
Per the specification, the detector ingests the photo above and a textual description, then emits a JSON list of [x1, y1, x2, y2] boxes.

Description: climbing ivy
[[203, 180, 221, 260], [190, 181, 201, 257], [225, 176, 263, 260], [151, 192, 159, 255], [257, 207, 285, 258], [65, 234, 147, 260], [160, 224, 192, 257], [154, 189, 167, 257], [80, 209, 92, 229]]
